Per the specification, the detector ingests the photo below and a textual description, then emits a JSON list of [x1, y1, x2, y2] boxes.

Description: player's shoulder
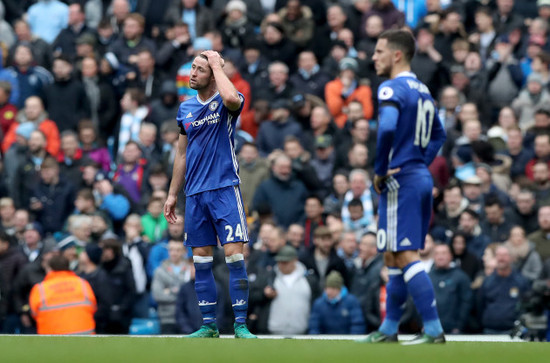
[[378, 78, 403, 101]]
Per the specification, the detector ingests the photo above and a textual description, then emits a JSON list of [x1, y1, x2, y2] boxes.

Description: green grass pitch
[[2, 336, 550, 363]]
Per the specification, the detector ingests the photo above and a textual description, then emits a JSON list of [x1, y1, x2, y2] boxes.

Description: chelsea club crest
[[209, 101, 219, 111]]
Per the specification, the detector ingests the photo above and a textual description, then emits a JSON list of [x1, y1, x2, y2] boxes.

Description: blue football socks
[[403, 261, 444, 337], [226, 254, 249, 324], [193, 256, 217, 324], [379, 268, 408, 336]]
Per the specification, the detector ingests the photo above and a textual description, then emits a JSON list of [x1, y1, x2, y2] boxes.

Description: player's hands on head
[[201, 50, 224, 69], [164, 195, 178, 224]]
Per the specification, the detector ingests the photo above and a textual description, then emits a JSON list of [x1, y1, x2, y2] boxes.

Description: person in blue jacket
[[308, 270, 365, 334]]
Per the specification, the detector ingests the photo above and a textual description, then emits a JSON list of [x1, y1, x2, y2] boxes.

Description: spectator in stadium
[[512, 73, 550, 130], [505, 127, 534, 180], [149, 81, 180, 130], [147, 210, 184, 279], [57, 130, 86, 187], [458, 209, 491, 259], [341, 169, 374, 232], [309, 270, 365, 334], [0, 231, 27, 333], [258, 22, 297, 70], [219, 0, 255, 51], [284, 136, 321, 193], [92, 172, 131, 224], [253, 153, 308, 228], [249, 245, 318, 335], [478, 245, 529, 334], [12, 131, 51, 209], [301, 106, 338, 155], [528, 205, 550, 262], [311, 4, 350, 62], [256, 61, 296, 103], [286, 224, 305, 251], [2, 96, 60, 156], [100, 238, 136, 334], [411, 26, 449, 97], [310, 135, 336, 197], [510, 189, 539, 235], [156, 21, 192, 79], [8, 19, 52, 70], [165, 0, 214, 40], [362, 0, 404, 31], [43, 55, 90, 132], [299, 226, 350, 290], [525, 134, 550, 180], [51, 3, 93, 58], [126, 49, 163, 101], [337, 231, 359, 272], [116, 88, 149, 159], [0, 81, 16, 137], [13, 239, 58, 334], [8, 44, 53, 109], [30, 156, 76, 235], [255, 99, 302, 157], [29, 254, 96, 334], [78, 243, 112, 334], [289, 51, 330, 101], [136, 123, 161, 166], [222, 58, 252, 121], [429, 244, 472, 334], [2, 124, 32, 199], [325, 57, 373, 128], [481, 196, 513, 243], [449, 232, 482, 282], [107, 13, 156, 67], [277, 0, 315, 48], [141, 197, 168, 244], [505, 225, 543, 282], [152, 239, 192, 334], [0, 198, 16, 235], [27, 0, 69, 44], [238, 142, 270, 212], [78, 121, 111, 172]]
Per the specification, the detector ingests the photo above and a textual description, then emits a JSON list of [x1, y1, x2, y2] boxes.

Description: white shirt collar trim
[[196, 91, 219, 105], [395, 71, 417, 79]]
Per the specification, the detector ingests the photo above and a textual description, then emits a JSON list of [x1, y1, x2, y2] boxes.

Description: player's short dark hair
[[378, 29, 416, 62], [348, 198, 364, 210], [48, 255, 70, 271]]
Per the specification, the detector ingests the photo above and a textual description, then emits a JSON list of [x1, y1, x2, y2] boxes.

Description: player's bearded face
[[373, 39, 393, 77], [189, 57, 214, 90]]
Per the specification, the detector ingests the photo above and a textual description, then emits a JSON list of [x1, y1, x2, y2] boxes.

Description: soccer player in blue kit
[[164, 50, 256, 339], [359, 30, 447, 344]]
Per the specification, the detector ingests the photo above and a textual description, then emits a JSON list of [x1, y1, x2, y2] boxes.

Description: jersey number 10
[[413, 99, 435, 148]]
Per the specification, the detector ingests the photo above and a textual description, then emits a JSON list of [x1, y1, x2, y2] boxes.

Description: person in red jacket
[[0, 81, 17, 138]]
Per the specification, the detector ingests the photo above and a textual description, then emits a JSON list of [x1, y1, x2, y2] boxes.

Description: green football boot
[[187, 323, 220, 338], [356, 331, 398, 343], [234, 323, 257, 339], [401, 333, 446, 345]]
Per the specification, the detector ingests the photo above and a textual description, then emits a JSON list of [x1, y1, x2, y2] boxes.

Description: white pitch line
[[0, 334, 526, 342]]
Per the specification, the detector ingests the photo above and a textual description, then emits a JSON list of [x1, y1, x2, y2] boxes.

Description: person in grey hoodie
[[151, 239, 192, 334]]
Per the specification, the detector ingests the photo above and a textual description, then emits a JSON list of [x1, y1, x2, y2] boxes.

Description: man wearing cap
[[325, 57, 373, 128], [249, 245, 319, 334], [52, 3, 94, 58], [308, 270, 365, 334]]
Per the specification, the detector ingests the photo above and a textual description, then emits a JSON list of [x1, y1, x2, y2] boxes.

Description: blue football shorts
[[377, 169, 433, 252], [184, 185, 249, 247]]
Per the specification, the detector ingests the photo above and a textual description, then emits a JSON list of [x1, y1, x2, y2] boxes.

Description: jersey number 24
[[413, 99, 435, 148]]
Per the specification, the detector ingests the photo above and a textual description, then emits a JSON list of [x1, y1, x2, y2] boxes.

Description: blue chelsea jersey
[[177, 92, 244, 196], [374, 72, 446, 175]]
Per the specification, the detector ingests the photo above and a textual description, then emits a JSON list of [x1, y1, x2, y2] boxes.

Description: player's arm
[[373, 103, 399, 193], [165, 133, 188, 223], [423, 112, 446, 166], [202, 50, 241, 112]]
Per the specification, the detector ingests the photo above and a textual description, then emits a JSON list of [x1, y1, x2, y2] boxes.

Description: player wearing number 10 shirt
[[164, 51, 256, 339], [358, 30, 446, 345]]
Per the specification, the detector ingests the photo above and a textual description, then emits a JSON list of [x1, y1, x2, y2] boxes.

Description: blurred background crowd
[[1, 0, 550, 339]]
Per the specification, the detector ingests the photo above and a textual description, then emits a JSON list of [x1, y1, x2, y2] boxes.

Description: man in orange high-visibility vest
[[29, 255, 97, 334]]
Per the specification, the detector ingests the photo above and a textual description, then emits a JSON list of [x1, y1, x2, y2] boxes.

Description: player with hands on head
[[358, 30, 447, 345], [164, 50, 256, 338]]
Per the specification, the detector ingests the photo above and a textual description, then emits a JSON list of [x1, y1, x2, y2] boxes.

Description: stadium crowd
[[0, 0, 550, 338]]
